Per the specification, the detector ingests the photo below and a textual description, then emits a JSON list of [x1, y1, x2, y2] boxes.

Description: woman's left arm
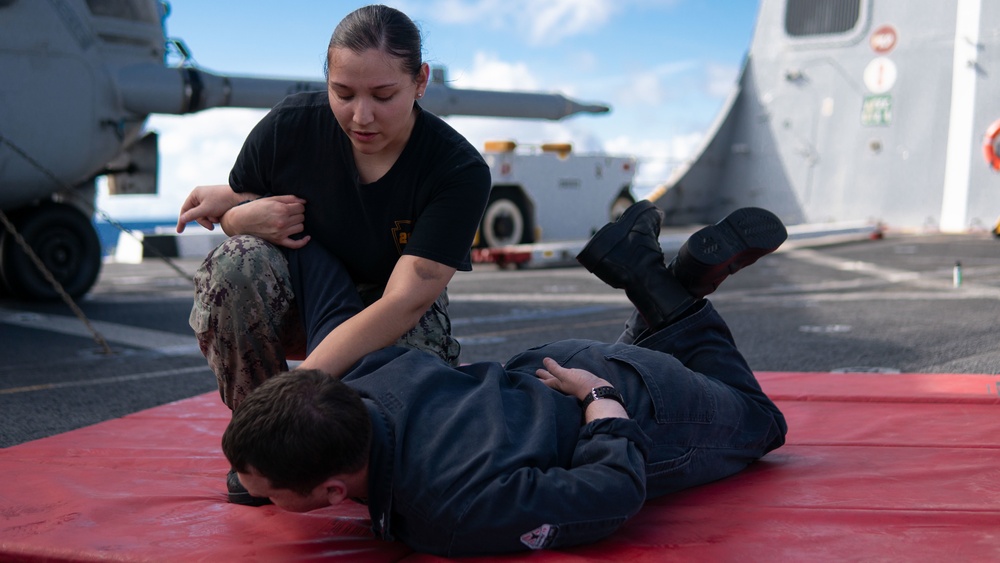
[[298, 255, 456, 377]]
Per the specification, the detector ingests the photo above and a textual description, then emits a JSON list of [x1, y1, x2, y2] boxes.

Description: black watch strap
[[581, 386, 625, 409]]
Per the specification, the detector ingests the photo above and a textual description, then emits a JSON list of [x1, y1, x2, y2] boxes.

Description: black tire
[[0, 203, 102, 300], [480, 189, 534, 248]]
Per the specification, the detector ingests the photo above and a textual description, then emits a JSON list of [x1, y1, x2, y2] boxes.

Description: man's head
[[221, 369, 371, 509]]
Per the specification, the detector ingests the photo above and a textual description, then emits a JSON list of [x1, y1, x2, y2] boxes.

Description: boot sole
[[682, 207, 787, 276], [577, 200, 661, 276]]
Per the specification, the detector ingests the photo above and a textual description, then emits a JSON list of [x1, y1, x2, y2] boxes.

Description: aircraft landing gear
[[0, 202, 102, 300]]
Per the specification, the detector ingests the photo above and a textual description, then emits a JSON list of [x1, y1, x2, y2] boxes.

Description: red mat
[[2, 371, 999, 562]]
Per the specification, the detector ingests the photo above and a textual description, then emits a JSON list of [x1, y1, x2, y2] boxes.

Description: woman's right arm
[[176, 184, 310, 249], [175, 184, 252, 232]]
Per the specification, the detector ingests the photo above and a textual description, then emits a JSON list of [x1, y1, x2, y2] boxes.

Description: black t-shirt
[[229, 92, 491, 284]]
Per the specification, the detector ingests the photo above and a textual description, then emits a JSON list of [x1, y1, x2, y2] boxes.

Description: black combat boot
[[577, 200, 697, 330], [669, 207, 787, 298], [227, 468, 272, 506]]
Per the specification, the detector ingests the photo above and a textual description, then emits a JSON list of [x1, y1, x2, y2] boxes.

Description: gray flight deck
[[2, 231, 999, 448]]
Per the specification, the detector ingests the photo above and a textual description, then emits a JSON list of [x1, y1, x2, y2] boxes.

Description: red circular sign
[[871, 25, 898, 54]]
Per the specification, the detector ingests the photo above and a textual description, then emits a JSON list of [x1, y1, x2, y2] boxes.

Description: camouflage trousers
[[189, 235, 461, 411]]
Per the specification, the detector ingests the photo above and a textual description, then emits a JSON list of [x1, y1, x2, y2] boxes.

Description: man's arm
[[411, 417, 649, 556], [399, 359, 648, 556]]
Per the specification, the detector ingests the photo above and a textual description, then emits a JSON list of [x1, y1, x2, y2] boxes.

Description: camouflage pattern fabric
[[190, 235, 461, 411]]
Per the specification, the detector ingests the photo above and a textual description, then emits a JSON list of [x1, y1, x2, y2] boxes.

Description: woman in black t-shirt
[[175, 5, 490, 504]]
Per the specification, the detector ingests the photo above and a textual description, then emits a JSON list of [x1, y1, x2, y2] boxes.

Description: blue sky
[[98, 0, 761, 220]]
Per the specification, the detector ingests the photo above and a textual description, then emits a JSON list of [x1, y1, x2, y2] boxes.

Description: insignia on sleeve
[[520, 523, 558, 550]]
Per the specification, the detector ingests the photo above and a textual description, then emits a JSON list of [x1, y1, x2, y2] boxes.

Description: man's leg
[[286, 243, 462, 365], [575, 201, 788, 495], [283, 242, 365, 355], [635, 300, 783, 427], [597, 301, 788, 498], [577, 201, 696, 331], [578, 200, 785, 393], [621, 204, 787, 387], [579, 201, 786, 344], [668, 206, 789, 299], [190, 235, 305, 412], [615, 310, 649, 345]]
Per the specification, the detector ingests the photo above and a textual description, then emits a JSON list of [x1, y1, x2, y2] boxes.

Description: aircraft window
[[785, 0, 860, 36], [86, 0, 158, 24]]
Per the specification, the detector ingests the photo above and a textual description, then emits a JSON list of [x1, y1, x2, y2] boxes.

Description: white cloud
[[441, 51, 609, 152], [527, 0, 620, 44], [449, 52, 540, 91], [419, 0, 505, 25], [618, 60, 698, 106], [417, 0, 623, 45], [623, 72, 665, 106]]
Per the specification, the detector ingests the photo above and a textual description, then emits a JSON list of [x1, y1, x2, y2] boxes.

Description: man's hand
[[535, 357, 609, 401], [535, 357, 628, 421], [219, 195, 310, 249], [176, 184, 247, 232]]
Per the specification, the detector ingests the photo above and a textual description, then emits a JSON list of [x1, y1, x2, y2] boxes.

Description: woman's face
[[326, 48, 428, 156]]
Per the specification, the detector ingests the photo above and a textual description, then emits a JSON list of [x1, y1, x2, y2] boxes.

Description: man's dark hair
[[325, 4, 424, 79], [221, 369, 371, 496]]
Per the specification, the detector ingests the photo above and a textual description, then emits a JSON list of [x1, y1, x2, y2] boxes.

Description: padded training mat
[[2, 371, 999, 562]]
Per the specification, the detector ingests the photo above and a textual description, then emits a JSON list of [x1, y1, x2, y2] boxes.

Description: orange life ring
[[983, 119, 1000, 170]]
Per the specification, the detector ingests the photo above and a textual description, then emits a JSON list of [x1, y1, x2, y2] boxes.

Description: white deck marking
[[0, 307, 200, 355]]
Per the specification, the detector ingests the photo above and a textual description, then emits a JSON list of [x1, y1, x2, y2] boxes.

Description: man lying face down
[[221, 201, 789, 556]]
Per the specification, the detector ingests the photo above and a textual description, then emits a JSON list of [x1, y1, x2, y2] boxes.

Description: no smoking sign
[[871, 25, 898, 54]]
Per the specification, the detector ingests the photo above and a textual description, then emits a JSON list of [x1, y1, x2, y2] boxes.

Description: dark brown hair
[[222, 369, 371, 496], [325, 4, 423, 79]]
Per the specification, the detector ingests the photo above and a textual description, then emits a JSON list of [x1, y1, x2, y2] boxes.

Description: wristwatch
[[581, 386, 625, 409]]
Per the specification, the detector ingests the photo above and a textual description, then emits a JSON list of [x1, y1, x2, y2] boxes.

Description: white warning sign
[[863, 57, 897, 94]]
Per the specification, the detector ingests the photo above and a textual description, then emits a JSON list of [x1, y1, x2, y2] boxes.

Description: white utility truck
[[475, 141, 637, 267]]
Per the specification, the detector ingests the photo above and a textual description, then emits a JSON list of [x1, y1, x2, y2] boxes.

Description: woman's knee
[[190, 235, 294, 332], [197, 236, 289, 293]]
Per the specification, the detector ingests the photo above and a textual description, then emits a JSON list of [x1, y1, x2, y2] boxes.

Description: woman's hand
[[219, 195, 310, 249], [176, 184, 248, 232]]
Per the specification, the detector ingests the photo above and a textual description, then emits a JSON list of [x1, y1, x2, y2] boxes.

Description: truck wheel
[[0, 203, 102, 300], [610, 194, 635, 221], [481, 195, 531, 247]]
